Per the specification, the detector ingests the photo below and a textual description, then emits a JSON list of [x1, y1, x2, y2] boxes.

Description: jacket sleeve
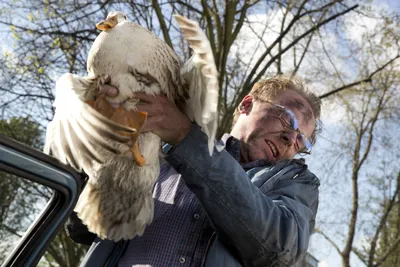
[[166, 124, 320, 266]]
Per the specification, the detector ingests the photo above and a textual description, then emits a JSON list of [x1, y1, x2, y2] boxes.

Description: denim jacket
[[69, 124, 320, 267]]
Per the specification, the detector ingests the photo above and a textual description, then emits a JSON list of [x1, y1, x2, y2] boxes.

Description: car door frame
[[0, 134, 83, 267]]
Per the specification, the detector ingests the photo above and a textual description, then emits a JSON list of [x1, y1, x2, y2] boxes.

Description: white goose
[[44, 11, 218, 241]]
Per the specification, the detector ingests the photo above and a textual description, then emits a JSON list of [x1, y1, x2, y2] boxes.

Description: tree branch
[[250, 4, 358, 89], [292, 29, 314, 75], [201, 0, 217, 59], [374, 235, 400, 267], [313, 228, 342, 256], [319, 55, 400, 99], [152, 0, 174, 50]]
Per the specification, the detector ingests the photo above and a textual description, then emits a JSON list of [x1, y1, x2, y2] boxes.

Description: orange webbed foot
[[131, 142, 145, 167], [110, 107, 133, 136], [86, 99, 95, 108], [110, 108, 147, 166], [85, 95, 115, 119], [86, 96, 147, 166]]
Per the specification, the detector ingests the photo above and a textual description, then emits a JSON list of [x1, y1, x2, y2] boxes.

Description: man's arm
[[166, 124, 320, 266]]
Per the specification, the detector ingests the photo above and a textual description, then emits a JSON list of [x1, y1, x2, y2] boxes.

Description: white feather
[[47, 73, 135, 174], [175, 14, 219, 155]]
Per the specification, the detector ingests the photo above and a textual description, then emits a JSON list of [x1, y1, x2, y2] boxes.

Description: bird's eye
[[124, 16, 127, 19]]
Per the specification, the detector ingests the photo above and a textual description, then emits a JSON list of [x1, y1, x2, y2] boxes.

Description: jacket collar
[[220, 134, 268, 170]]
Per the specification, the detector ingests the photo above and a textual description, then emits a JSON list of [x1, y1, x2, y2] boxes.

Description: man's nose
[[280, 131, 297, 145]]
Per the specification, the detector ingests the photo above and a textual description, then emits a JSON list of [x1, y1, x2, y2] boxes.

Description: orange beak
[[96, 17, 117, 31]]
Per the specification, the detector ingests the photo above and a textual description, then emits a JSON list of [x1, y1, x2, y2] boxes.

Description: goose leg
[[85, 97, 147, 166], [110, 107, 147, 166]]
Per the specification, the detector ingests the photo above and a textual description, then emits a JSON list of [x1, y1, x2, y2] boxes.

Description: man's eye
[[285, 118, 295, 129]]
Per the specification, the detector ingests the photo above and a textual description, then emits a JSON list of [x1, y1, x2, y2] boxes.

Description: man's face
[[230, 89, 316, 164]]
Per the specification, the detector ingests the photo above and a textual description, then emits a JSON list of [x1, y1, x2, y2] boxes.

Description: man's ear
[[239, 95, 253, 114]]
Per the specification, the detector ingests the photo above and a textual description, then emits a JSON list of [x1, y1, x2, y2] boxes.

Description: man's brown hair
[[233, 75, 322, 146]]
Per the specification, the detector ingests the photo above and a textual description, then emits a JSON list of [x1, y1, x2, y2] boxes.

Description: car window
[[0, 165, 89, 267], [0, 171, 52, 264]]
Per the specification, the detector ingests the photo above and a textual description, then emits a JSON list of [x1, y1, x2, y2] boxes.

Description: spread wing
[[175, 15, 219, 155], [44, 73, 136, 173]]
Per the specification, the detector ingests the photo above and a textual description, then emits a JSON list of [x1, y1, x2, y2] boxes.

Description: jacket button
[[193, 213, 200, 219], [179, 257, 186, 263]]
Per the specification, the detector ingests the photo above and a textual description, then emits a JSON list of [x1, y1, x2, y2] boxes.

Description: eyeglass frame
[[265, 100, 313, 154]]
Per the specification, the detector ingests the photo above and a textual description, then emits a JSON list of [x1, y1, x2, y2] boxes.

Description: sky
[[306, 2, 399, 267]]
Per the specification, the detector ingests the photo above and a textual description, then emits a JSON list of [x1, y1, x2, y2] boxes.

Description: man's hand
[[99, 84, 192, 145], [134, 92, 192, 145]]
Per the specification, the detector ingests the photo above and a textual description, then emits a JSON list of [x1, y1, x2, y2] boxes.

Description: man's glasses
[[266, 100, 312, 154]]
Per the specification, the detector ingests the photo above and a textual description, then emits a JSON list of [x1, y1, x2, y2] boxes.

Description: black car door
[[0, 134, 82, 267]]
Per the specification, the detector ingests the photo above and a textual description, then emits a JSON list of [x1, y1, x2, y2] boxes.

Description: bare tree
[[0, 0, 374, 135], [1, 1, 400, 266], [314, 58, 400, 266]]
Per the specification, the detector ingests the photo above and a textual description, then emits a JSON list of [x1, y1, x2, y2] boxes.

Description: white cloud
[[318, 260, 330, 267], [343, 0, 394, 45], [344, 15, 378, 45]]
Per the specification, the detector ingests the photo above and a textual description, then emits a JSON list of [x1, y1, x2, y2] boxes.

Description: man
[[66, 75, 322, 267]]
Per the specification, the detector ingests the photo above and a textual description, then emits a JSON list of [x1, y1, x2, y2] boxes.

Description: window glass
[[0, 170, 52, 263]]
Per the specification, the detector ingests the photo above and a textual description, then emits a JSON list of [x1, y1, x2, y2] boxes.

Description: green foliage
[[0, 116, 43, 149], [378, 182, 400, 267]]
